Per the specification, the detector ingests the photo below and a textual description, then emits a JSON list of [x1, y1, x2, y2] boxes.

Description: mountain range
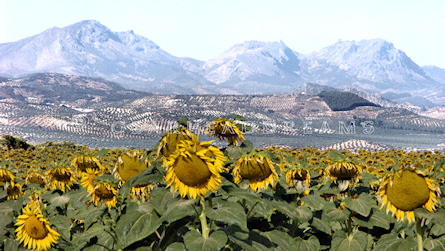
[[0, 73, 148, 104], [1, 20, 445, 106]]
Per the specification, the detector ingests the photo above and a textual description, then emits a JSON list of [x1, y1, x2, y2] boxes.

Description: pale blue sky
[[1, 0, 445, 68]]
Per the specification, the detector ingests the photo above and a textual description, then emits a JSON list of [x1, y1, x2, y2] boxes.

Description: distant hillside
[[0, 76, 9, 82], [318, 91, 380, 111], [294, 83, 337, 94], [1, 92, 444, 149], [0, 73, 150, 104]]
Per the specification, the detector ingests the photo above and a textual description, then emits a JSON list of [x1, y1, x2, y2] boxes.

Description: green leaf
[[49, 194, 70, 207], [343, 193, 372, 217], [86, 229, 116, 251], [66, 188, 90, 209], [177, 117, 188, 127], [223, 186, 262, 203], [354, 208, 394, 230], [424, 237, 445, 251], [284, 156, 297, 163], [416, 208, 445, 224], [50, 215, 71, 241], [116, 210, 161, 249], [3, 238, 20, 251], [5, 196, 24, 212], [93, 174, 119, 184], [368, 208, 394, 230], [95, 148, 110, 159], [150, 187, 179, 216], [206, 202, 248, 231], [119, 170, 163, 198], [259, 230, 300, 251], [374, 232, 417, 251], [67, 204, 100, 221], [233, 114, 246, 121], [360, 172, 378, 186], [165, 242, 186, 251], [228, 233, 270, 251], [243, 229, 277, 250], [136, 201, 155, 214], [159, 199, 196, 224], [329, 150, 345, 161], [331, 231, 367, 251], [132, 247, 153, 251], [337, 238, 362, 251], [414, 207, 436, 220], [224, 140, 254, 159], [441, 185, 445, 196], [295, 204, 313, 223], [352, 231, 369, 250], [294, 236, 321, 251], [268, 199, 299, 221], [301, 194, 326, 211], [0, 212, 13, 237], [72, 222, 108, 247], [317, 180, 342, 195], [74, 223, 116, 251], [0, 189, 6, 199], [431, 224, 445, 237], [331, 231, 368, 251], [0, 203, 13, 214], [312, 217, 331, 235], [323, 203, 349, 222], [248, 201, 275, 221], [84, 207, 106, 229], [184, 230, 228, 251]]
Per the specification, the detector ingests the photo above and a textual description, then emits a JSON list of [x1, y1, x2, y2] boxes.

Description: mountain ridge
[[1, 20, 444, 106], [0, 72, 150, 104]]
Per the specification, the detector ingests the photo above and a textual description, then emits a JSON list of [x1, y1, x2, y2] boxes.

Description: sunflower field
[[1, 117, 445, 251]]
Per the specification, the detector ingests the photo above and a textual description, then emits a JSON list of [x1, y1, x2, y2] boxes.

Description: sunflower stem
[[416, 216, 423, 251], [199, 196, 210, 239], [290, 219, 299, 237], [246, 201, 259, 219], [347, 216, 352, 236]]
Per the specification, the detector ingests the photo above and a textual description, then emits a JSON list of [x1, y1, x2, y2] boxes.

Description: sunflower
[[205, 118, 245, 145], [113, 150, 150, 184], [0, 168, 14, 185], [25, 171, 47, 187], [164, 134, 226, 199], [278, 160, 291, 172], [71, 155, 104, 174], [321, 192, 349, 202], [46, 167, 76, 192], [7, 183, 24, 200], [80, 168, 102, 192], [28, 190, 45, 213], [130, 184, 153, 202], [326, 161, 362, 190], [88, 182, 118, 209], [232, 154, 278, 192], [286, 168, 310, 195], [377, 167, 440, 223], [156, 127, 195, 158], [15, 204, 60, 251], [286, 168, 310, 187]]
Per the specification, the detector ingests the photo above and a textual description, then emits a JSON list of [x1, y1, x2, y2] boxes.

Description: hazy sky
[[1, 0, 445, 68]]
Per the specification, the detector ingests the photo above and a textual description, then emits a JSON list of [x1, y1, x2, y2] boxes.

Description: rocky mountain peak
[[0, 21, 444, 105]]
